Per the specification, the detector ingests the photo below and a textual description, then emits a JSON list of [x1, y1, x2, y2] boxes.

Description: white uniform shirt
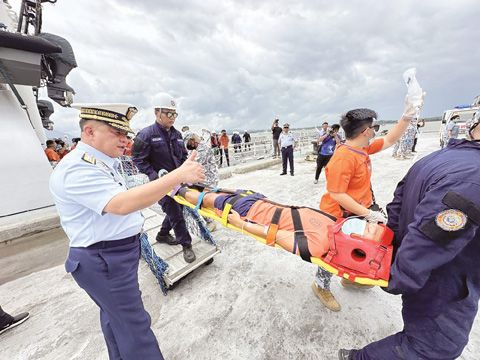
[[49, 142, 144, 248], [318, 128, 327, 137], [278, 132, 296, 148]]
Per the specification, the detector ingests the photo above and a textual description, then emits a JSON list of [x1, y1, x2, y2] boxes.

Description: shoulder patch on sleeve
[[420, 218, 467, 246], [435, 209, 467, 231], [442, 191, 480, 225], [81, 153, 96, 164]]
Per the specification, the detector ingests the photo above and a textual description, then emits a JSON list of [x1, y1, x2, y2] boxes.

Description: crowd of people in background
[[44, 136, 132, 167], [391, 118, 425, 159]]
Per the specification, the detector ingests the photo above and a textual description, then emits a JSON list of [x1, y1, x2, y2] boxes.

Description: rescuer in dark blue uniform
[[132, 94, 196, 263], [339, 112, 480, 360]]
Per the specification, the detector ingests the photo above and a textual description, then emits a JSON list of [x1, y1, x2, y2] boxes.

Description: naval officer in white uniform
[[49, 103, 205, 360], [278, 123, 297, 176]]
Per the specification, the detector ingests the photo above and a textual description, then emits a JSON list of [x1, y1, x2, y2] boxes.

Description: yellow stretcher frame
[[171, 190, 388, 287]]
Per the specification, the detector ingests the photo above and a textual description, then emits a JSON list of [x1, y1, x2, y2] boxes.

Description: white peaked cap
[[71, 103, 137, 133]]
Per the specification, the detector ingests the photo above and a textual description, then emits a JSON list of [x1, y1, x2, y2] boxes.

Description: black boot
[[156, 232, 180, 245], [182, 245, 196, 263], [338, 349, 357, 360]]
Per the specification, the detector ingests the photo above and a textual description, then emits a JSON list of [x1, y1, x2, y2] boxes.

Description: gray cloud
[[33, 0, 480, 136]]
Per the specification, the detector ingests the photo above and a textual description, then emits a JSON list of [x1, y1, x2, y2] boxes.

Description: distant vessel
[[0, 0, 77, 216]]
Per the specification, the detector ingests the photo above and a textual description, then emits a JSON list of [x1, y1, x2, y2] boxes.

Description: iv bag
[[403, 68, 423, 109]]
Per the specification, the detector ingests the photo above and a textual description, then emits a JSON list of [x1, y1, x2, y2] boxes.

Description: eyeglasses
[[161, 111, 178, 119]]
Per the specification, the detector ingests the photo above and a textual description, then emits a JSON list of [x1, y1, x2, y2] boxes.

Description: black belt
[[282, 145, 293, 149], [87, 234, 140, 249]]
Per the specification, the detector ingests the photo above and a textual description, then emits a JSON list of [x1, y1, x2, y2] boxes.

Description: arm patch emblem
[[435, 209, 467, 231]]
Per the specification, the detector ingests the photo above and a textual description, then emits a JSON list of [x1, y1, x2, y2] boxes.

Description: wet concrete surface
[[0, 227, 68, 285]]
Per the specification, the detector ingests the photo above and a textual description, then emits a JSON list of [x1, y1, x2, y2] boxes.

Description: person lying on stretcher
[[177, 188, 389, 259]]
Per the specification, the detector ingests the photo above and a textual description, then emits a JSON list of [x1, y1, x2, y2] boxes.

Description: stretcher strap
[[325, 225, 337, 263], [221, 203, 233, 226], [258, 198, 337, 221], [194, 191, 207, 212], [369, 245, 387, 278], [220, 194, 243, 226], [266, 208, 283, 246], [291, 208, 312, 262]]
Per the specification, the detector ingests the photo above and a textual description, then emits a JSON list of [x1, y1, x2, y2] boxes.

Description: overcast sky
[[20, 0, 480, 136]]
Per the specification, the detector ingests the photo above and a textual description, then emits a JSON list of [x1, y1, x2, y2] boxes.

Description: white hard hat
[[153, 93, 176, 111]]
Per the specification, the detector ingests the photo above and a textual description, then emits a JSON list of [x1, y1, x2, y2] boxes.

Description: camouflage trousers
[[314, 267, 332, 290]]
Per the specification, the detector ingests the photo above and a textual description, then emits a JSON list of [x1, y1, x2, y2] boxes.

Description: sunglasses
[[161, 111, 178, 119], [364, 124, 380, 132]]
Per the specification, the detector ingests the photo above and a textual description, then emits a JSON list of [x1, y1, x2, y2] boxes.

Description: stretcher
[[118, 158, 220, 295], [170, 186, 393, 287]]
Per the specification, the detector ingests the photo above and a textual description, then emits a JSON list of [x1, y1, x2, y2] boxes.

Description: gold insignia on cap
[[435, 209, 467, 231], [126, 107, 138, 120], [81, 153, 96, 164], [78, 106, 136, 134]]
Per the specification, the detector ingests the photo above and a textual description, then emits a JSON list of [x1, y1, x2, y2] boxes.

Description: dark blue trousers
[[281, 145, 294, 174], [354, 313, 472, 360], [65, 239, 164, 360], [159, 196, 192, 246]]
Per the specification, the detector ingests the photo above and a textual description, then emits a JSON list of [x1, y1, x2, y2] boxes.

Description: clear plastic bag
[[403, 68, 423, 109]]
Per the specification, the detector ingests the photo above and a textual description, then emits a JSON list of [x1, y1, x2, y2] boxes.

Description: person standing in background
[[278, 123, 297, 176], [411, 118, 425, 153], [45, 139, 60, 165], [446, 115, 460, 143], [219, 129, 230, 167], [314, 124, 341, 184], [231, 131, 242, 153], [271, 118, 282, 158], [318, 122, 329, 137], [210, 130, 220, 157], [243, 130, 252, 152]]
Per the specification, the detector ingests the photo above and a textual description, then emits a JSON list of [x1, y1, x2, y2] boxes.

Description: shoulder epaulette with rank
[[81, 153, 97, 164]]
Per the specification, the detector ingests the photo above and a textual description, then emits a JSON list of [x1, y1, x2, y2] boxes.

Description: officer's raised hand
[[105, 152, 204, 215], [175, 151, 206, 184]]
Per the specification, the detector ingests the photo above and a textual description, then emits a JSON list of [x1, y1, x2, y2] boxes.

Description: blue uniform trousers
[[159, 196, 192, 246], [354, 303, 475, 360], [65, 238, 164, 360], [281, 145, 294, 174]]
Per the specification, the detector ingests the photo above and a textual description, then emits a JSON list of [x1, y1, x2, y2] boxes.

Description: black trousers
[[159, 196, 192, 246], [281, 146, 294, 174], [315, 154, 332, 180], [412, 137, 418, 152], [220, 148, 230, 166]]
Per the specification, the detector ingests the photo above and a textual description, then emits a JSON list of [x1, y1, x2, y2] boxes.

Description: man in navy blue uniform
[[340, 112, 480, 359], [132, 94, 197, 263]]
